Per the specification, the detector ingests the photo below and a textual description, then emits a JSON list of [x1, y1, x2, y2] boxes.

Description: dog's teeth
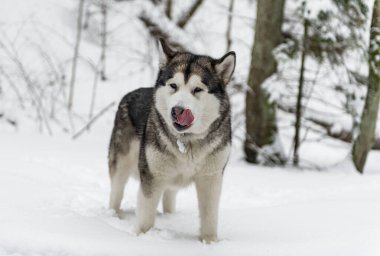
[[176, 139, 187, 154]]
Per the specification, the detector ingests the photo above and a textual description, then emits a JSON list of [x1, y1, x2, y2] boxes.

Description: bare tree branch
[[0, 66, 25, 109], [278, 103, 380, 150], [0, 37, 52, 135], [176, 0, 204, 28], [68, 0, 85, 110], [72, 101, 116, 139], [139, 16, 184, 51], [139, 4, 201, 52], [0, 113, 17, 127]]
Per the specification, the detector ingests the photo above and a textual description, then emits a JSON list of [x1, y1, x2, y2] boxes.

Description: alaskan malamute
[[108, 39, 236, 243]]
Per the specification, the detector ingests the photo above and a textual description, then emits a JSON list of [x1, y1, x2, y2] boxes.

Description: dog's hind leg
[[162, 189, 177, 214], [108, 96, 141, 214], [109, 155, 130, 212]]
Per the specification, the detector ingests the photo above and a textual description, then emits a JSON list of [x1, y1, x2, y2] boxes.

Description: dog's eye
[[169, 83, 177, 90], [193, 87, 203, 94]]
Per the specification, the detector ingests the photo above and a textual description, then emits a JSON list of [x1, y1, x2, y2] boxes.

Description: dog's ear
[[215, 51, 236, 85], [158, 39, 176, 68]]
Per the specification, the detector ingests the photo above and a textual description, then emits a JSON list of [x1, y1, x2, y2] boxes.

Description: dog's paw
[[136, 225, 153, 235], [199, 235, 218, 244]]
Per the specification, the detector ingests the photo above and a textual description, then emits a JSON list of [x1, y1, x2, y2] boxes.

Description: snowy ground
[[1, 126, 380, 256]]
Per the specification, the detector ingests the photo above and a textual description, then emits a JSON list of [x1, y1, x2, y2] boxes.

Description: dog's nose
[[171, 106, 184, 120]]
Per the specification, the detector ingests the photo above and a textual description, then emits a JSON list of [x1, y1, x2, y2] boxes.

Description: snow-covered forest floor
[[1, 0, 380, 255], [1, 125, 380, 256]]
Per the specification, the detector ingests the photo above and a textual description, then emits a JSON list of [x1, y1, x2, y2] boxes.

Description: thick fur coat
[[108, 39, 236, 243]]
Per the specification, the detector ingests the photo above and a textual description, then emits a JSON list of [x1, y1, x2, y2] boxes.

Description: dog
[[108, 39, 236, 243]]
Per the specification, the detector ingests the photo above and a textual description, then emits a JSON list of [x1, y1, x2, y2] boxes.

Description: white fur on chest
[[145, 139, 230, 188]]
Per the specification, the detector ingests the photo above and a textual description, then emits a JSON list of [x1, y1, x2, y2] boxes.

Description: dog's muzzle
[[171, 106, 194, 131]]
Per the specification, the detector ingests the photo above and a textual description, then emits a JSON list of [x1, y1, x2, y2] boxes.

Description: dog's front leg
[[195, 173, 223, 243], [136, 186, 162, 234]]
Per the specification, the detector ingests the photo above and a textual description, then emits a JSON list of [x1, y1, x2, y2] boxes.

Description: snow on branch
[[138, 1, 202, 52]]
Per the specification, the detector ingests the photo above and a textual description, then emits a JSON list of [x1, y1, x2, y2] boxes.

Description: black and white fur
[[108, 39, 236, 243]]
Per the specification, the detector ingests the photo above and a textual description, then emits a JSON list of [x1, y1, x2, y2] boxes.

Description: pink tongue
[[176, 109, 194, 126]]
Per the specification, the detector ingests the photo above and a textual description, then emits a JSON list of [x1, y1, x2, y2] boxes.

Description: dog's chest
[[147, 143, 205, 174], [145, 141, 230, 187], [168, 155, 202, 187]]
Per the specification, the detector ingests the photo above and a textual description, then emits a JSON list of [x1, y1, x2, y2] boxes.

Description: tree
[[293, 3, 309, 166], [352, 0, 380, 173], [244, 0, 286, 164], [68, 0, 85, 111], [274, 0, 369, 164], [100, 0, 108, 81], [165, 0, 172, 19], [225, 0, 235, 52]]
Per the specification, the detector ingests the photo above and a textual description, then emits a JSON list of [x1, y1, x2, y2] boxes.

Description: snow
[[139, 1, 203, 53], [1, 0, 380, 255], [1, 128, 380, 256]]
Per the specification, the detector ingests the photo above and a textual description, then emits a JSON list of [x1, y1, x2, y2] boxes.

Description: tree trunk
[[68, 0, 85, 111], [244, 0, 285, 164], [100, 0, 108, 81], [225, 0, 234, 52], [352, 0, 380, 173], [293, 14, 309, 166], [165, 0, 172, 19], [83, 3, 91, 30]]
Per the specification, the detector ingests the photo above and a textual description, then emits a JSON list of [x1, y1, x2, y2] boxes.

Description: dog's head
[[154, 39, 236, 136]]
